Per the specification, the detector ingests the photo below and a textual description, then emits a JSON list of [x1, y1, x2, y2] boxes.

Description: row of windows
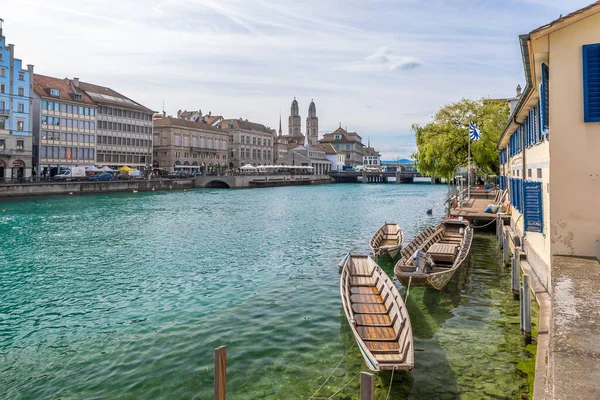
[[0, 84, 25, 96], [42, 116, 96, 130], [173, 152, 226, 160], [0, 100, 26, 113], [42, 101, 96, 116], [0, 67, 25, 81], [0, 138, 25, 150], [99, 120, 150, 134], [174, 135, 227, 149], [240, 148, 272, 160], [41, 131, 95, 143], [240, 135, 271, 147], [40, 146, 95, 161], [499, 149, 507, 165], [334, 144, 352, 150], [97, 135, 150, 147], [0, 119, 25, 131], [96, 153, 148, 163], [98, 106, 152, 121]]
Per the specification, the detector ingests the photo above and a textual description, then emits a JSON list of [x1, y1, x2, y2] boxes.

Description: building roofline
[[497, 34, 532, 150]]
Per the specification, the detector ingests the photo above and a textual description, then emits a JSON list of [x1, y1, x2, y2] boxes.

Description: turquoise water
[[0, 184, 533, 399]]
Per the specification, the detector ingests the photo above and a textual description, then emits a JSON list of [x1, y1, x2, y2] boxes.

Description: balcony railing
[[0, 109, 9, 116]]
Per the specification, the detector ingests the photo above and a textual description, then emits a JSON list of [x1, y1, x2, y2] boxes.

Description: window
[[18, 87, 24, 97], [17, 120, 24, 131], [183, 136, 189, 146], [50, 88, 60, 97], [71, 93, 83, 101], [17, 139, 24, 150], [18, 72, 25, 81], [583, 44, 600, 122], [0, 67, 5, 77], [175, 135, 181, 146], [335, 135, 341, 139], [537, 168, 542, 179], [0, 84, 5, 93], [528, 169, 532, 178], [0, 139, 4, 149], [17, 103, 24, 113], [524, 181, 543, 233]]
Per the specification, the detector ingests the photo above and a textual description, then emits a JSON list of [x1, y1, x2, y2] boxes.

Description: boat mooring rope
[[404, 276, 412, 303], [324, 371, 361, 400], [385, 367, 395, 400], [471, 217, 500, 229], [308, 342, 356, 399]]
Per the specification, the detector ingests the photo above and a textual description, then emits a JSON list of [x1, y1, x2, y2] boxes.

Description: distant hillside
[[381, 159, 413, 165]]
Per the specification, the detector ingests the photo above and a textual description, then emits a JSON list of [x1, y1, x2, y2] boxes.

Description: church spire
[[278, 111, 282, 136]]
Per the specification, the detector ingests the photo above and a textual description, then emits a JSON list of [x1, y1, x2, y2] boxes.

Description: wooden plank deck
[[450, 197, 510, 222]]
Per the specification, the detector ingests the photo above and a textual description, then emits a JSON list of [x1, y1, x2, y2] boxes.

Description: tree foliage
[[412, 98, 509, 180]]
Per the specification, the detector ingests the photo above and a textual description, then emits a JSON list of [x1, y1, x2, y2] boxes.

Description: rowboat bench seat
[[427, 243, 458, 263]]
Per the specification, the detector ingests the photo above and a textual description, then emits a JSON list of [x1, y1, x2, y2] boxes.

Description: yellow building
[[497, 2, 600, 290]]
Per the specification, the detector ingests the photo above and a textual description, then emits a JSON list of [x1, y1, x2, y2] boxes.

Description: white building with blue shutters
[[497, 2, 600, 290]]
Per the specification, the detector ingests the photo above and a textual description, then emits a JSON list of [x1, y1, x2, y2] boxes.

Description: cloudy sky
[[1, 0, 592, 159]]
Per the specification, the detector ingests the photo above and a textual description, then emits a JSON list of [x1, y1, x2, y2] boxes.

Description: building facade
[[77, 80, 154, 170], [32, 75, 97, 176], [314, 143, 344, 171], [363, 144, 381, 166], [319, 127, 365, 166], [0, 22, 34, 180], [153, 117, 228, 174], [223, 118, 274, 168], [306, 99, 318, 146], [497, 3, 600, 290], [280, 146, 331, 175]]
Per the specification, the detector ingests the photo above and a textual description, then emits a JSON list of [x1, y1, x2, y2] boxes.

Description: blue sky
[[2, 0, 593, 159]]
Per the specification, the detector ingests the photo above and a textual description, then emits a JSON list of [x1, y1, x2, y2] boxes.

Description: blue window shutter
[[583, 44, 600, 122], [541, 63, 549, 132], [524, 181, 543, 232], [524, 118, 529, 147]]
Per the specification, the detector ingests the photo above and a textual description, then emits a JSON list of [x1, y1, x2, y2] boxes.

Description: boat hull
[[394, 219, 473, 291]]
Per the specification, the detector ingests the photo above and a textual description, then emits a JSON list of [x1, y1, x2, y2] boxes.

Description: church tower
[[306, 99, 318, 146], [288, 97, 301, 137]]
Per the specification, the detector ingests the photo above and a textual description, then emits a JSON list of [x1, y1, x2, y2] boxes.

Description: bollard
[[522, 274, 532, 344], [503, 231, 510, 266], [360, 372, 374, 400], [214, 346, 227, 400], [512, 247, 520, 297]]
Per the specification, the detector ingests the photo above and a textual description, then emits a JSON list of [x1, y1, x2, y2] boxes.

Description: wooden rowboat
[[394, 218, 473, 290], [340, 254, 414, 372], [369, 223, 404, 259]]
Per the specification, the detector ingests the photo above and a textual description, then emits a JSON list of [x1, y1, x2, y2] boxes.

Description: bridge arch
[[204, 179, 231, 189]]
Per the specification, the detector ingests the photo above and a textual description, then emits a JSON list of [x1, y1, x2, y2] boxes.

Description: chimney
[[73, 77, 80, 88], [27, 64, 34, 75], [177, 109, 182, 119], [208, 111, 212, 117], [516, 84, 522, 97]]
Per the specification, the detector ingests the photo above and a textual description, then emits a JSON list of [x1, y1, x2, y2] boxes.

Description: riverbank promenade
[[548, 256, 600, 399]]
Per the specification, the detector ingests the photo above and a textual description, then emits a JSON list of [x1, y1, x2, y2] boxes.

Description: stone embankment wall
[[0, 179, 194, 198]]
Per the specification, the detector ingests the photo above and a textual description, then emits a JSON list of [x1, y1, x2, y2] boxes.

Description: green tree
[[412, 98, 509, 180]]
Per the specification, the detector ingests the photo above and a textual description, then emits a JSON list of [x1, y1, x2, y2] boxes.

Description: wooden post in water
[[214, 346, 226, 400], [360, 372, 374, 400], [512, 247, 520, 297], [522, 274, 532, 344], [497, 217, 502, 246], [503, 231, 510, 266]]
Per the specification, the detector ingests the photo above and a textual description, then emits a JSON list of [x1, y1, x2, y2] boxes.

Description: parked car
[[94, 173, 115, 181], [168, 171, 189, 179]]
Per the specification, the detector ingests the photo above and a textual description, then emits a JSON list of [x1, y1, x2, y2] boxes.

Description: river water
[[0, 184, 533, 399]]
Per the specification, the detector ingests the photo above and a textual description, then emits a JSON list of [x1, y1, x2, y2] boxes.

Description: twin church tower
[[285, 98, 318, 146]]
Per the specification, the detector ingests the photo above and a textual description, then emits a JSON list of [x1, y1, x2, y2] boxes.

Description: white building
[[315, 143, 344, 171]]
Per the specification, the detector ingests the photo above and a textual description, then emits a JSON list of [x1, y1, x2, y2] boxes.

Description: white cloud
[[1, 0, 591, 159]]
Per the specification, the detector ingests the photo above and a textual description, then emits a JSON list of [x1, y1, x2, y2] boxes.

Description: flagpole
[[468, 129, 471, 200]]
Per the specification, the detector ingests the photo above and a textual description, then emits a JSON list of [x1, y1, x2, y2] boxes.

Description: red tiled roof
[[77, 80, 154, 113], [221, 119, 273, 134], [364, 147, 381, 156], [33, 74, 96, 105], [313, 143, 337, 154], [153, 117, 225, 133], [320, 127, 363, 144]]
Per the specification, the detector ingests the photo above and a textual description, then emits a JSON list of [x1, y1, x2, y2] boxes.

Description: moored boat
[[394, 218, 473, 290], [369, 223, 404, 259], [339, 254, 414, 372]]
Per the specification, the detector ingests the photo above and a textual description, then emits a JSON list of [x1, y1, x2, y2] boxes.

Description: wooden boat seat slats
[[351, 293, 384, 304]]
